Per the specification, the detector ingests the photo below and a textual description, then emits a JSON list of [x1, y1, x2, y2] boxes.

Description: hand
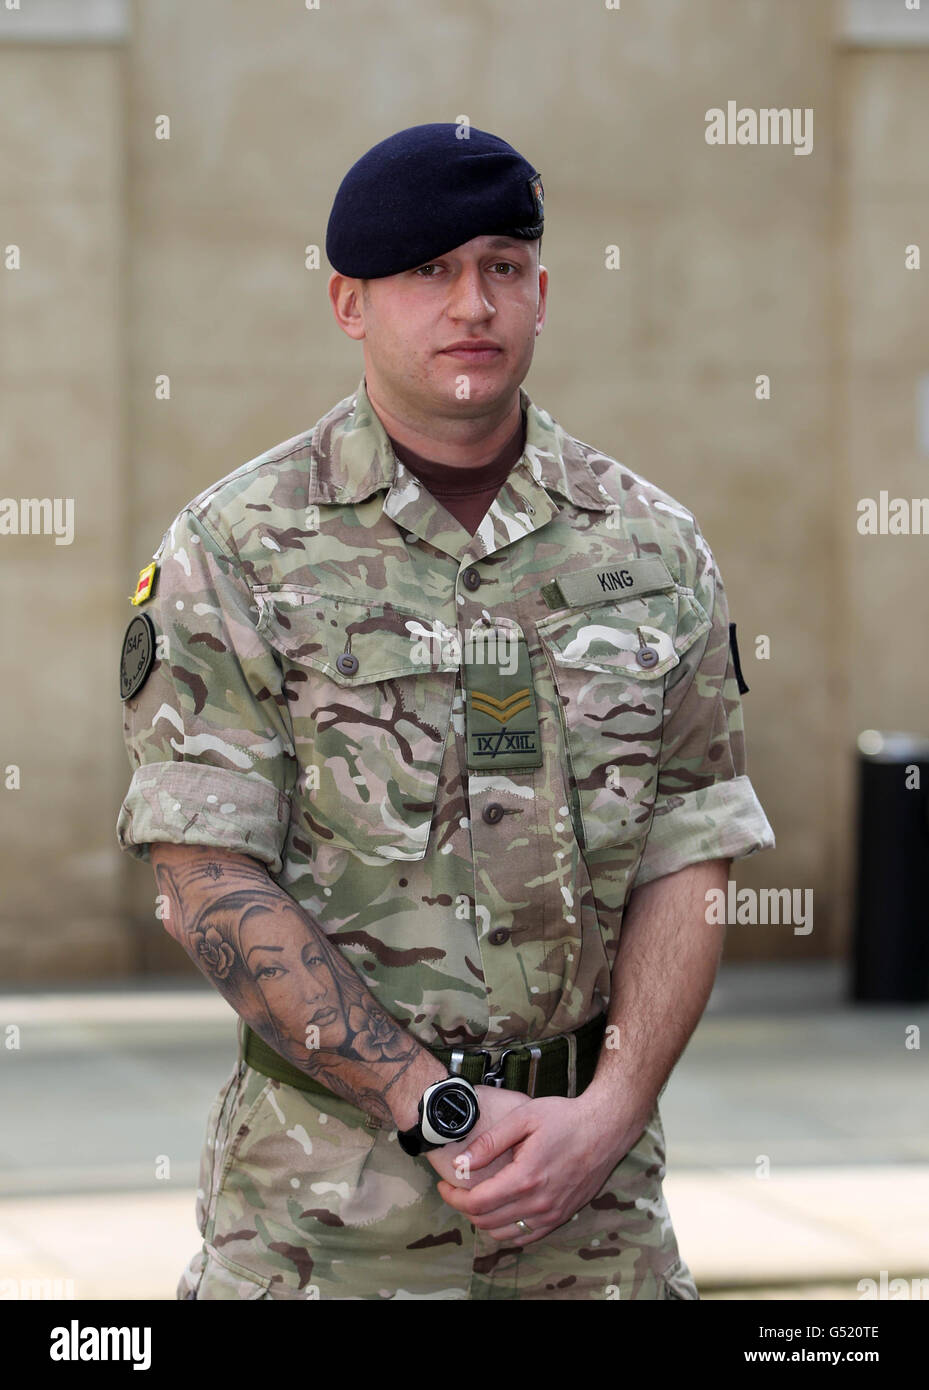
[[434, 1092, 641, 1244], [425, 1084, 531, 1190]]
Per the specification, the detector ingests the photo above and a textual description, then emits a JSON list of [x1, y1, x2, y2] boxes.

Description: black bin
[[851, 730, 929, 1003]]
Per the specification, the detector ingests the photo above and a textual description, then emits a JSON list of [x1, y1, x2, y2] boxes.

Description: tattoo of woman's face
[[179, 883, 413, 1072], [239, 903, 350, 1055]]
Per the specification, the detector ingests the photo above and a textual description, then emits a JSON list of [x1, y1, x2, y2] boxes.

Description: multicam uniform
[[117, 374, 774, 1300]]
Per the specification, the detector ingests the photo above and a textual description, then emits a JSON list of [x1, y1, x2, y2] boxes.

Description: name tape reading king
[[541, 557, 674, 611]]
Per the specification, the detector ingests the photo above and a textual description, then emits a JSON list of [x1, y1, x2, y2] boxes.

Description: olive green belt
[[241, 1012, 607, 1101]]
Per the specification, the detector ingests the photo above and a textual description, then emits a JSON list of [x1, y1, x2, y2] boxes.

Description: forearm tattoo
[[152, 848, 421, 1124]]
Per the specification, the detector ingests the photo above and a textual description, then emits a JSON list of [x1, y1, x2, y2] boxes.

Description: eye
[[492, 262, 518, 275], [413, 264, 440, 277], [254, 964, 285, 981]]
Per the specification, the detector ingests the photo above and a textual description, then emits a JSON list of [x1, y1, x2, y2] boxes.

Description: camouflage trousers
[[178, 1063, 699, 1301]]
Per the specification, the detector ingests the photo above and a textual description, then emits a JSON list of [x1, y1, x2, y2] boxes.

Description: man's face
[[330, 235, 547, 420]]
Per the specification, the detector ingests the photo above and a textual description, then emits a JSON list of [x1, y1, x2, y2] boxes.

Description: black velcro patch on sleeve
[[729, 622, 749, 695]]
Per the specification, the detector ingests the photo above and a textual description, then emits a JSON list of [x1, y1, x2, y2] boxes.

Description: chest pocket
[[255, 588, 457, 862], [536, 588, 711, 853]]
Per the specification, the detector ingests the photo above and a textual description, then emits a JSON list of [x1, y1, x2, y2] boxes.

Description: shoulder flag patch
[[130, 562, 158, 606]]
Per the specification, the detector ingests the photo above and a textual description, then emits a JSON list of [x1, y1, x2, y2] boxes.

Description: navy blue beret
[[326, 122, 544, 279]]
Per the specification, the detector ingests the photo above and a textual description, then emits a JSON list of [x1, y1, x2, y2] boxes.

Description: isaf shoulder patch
[[120, 613, 156, 701]]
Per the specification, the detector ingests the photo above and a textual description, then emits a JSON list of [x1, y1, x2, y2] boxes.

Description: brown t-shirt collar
[[386, 408, 526, 535]]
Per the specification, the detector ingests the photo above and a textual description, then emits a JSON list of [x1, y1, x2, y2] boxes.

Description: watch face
[[429, 1084, 478, 1138]]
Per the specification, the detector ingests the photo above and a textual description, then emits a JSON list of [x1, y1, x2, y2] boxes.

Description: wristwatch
[[397, 1075, 480, 1156]]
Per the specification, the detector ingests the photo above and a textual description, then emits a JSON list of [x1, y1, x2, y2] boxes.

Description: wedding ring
[[515, 1219, 533, 1235]]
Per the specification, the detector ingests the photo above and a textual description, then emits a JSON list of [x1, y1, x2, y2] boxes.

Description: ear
[[328, 271, 367, 342]]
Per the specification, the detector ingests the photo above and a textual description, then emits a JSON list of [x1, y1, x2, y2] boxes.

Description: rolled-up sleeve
[[631, 527, 775, 888], [116, 507, 296, 875]]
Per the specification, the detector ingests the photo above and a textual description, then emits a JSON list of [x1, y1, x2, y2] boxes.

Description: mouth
[[309, 1007, 338, 1027], [440, 344, 503, 364]]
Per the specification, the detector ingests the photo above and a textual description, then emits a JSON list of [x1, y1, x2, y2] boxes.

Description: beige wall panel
[[0, 45, 125, 981], [841, 197, 929, 365], [839, 50, 929, 188]]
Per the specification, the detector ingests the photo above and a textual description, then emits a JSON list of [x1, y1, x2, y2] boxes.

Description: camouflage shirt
[[117, 373, 774, 1049]]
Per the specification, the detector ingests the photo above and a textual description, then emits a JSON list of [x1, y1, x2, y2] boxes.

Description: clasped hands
[[425, 1082, 638, 1246]]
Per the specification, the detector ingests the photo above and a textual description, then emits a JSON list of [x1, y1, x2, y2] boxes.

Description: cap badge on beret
[[528, 175, 544, 220]]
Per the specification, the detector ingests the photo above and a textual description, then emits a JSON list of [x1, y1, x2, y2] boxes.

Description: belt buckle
[[480, 1046, 522, 1088], [450, 1040, 543, 1094], [480, 1042, 545, 1094], [448, 1046, 518, 1086]]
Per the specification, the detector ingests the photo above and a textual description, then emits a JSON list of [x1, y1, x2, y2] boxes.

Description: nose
[[302, 969, 327, 1004], [447, 262, 495, 323]]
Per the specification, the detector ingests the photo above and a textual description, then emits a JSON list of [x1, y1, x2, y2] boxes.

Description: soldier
[[117, 122, 774, 1300]]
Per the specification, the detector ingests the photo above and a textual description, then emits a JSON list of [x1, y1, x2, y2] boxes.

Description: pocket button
[[635, 645, 660, 669], [336, 652, 359, 676]]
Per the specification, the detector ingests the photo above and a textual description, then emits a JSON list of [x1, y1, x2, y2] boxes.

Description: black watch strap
[[397, 1124, 441, 1156]]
